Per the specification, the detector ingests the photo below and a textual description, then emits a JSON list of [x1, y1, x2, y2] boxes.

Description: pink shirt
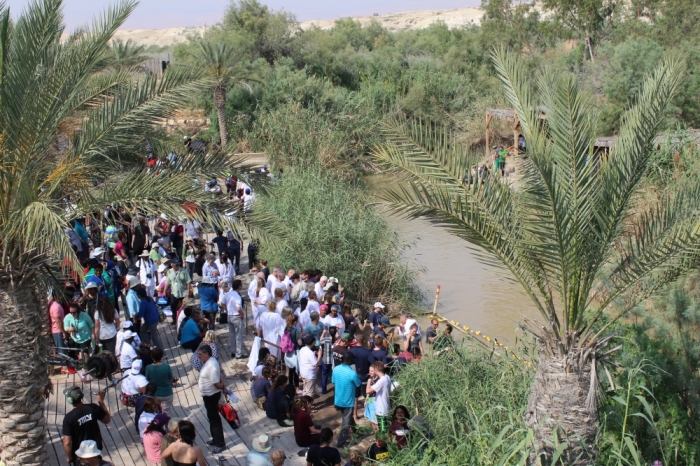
[[142, 430, 163, 464], [48, 301, 64, 334], [114, 240, 126, 259]]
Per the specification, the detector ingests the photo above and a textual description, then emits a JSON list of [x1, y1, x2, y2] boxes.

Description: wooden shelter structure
[[486, 107, 700, 157]]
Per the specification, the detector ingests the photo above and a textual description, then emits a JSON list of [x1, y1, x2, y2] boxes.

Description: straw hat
[[139, 250, 150, 257], [252, 434, 271, 453]]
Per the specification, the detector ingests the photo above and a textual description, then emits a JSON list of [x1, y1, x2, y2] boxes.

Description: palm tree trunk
[[0, 277, 51, 465], [526, 350, 598, 465], [213, 85, 228, 147]]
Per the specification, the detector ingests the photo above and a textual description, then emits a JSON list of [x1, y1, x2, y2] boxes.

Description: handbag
[[219, 311, 228, 325]]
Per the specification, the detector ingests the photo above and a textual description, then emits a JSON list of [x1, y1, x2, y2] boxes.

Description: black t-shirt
[[370, 348, 390, 365], [332, 344, 348, 367], [62, 403, 107, 458], [211, 236, 229, 255], [349, 346, 372, 381], [194, 257, 205, 276], [368, 442, 391, 461], [307, 444, 342, 466], [426, 327, 438, 344], [133, 223, 150, 249]]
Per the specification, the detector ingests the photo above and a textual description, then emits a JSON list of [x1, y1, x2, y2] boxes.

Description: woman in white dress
[[259, 301, 285, 359], [252, 277, 269, 335]]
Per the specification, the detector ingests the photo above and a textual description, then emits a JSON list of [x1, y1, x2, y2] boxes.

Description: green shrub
[[254, 168, 419, 312], [386, 345, 533, 465]]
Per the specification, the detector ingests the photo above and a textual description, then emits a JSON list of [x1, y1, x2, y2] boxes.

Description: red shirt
[[293, 408, 315, 447]]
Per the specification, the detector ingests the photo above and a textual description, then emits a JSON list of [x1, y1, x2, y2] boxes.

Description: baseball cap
[[131, 359, 143, 374], [373, 302, 385, 309], [379, 316, 391, 327], [341, 333, 352, 342]]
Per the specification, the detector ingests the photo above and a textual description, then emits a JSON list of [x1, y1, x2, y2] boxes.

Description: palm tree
[[191, 40, 255, 147], [0, 1, 241, 463], [374, 49, 700, 464]]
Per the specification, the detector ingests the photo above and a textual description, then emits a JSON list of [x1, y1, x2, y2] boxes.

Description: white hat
[[130, 359, 143, 375], [202, 276, 216, 284], [139, 250, 150, 257], [252, 434, 271, 453], [328, 277, 338, 284], [128, 276, 141, 288], [83, 281, 99, 290], [373, 302, 385, 309], [157, 263, 168, 274], [122, 330, 136, 339], [160, 213, 169, 221], [75, 440, 101, 458], [151, 242, 160, 249], [121, 321, 133, 330], [90, 247, 105, 258]]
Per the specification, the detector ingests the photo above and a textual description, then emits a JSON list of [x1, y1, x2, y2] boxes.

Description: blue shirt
[[199, 285, 219, 312], [136, 297, 160, 326], [126, 289, 140, 320], [245, 450, 273, 466], [180, 318, 200, 345], [73, 222, 89, 243], [349, 346, 373, 382], [332, 364, 360, 408]]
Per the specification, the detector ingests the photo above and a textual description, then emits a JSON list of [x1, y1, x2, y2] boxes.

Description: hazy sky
[[4, 0, 482, 30]]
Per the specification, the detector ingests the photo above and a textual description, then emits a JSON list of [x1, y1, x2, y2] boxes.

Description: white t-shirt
[[116, 331, 141, 358], [324, 315, 345, 331], [314, 282, 324, 301], [306, 301, 320, 314], [226, 291, 243, 317], [299, 309, 311, 329], [119, 343, 138, 369], [266, 274, 279, 292], [138, 412, 155, 439], [185, 220, 200, 239], [298, 346, 318, 380], [121, 373, 148, 395], [372, 374, 392, 416], [275, 299, 288, 315], [247, 280, 258, 302], [199, 358, 221, 396], [215, 260, 234, 285], [94, 312, 118, 340]]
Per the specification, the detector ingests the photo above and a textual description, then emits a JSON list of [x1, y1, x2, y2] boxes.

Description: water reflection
[[387, 215, 540, 345]]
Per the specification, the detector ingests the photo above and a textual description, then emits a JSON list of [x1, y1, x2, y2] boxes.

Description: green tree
[[374, 49, 700, 464], [542, 0, 616, 61], [0, 2, 235, 463], [190, 40, 256, 147]]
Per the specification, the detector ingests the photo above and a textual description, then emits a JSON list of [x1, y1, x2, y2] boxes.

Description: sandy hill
[[300, 7, 484, 32], [112, 7, 485, 47]]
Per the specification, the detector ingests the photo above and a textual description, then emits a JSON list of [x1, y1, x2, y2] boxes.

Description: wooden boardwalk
[[45, 302, 307, 465]]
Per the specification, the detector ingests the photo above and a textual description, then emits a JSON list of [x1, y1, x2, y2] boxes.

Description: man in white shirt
[[265, 267, 281, 292], [121, 360, 148, 396], [324, 305, 346, 335], [215, 252, 234, 287], [298, 335, 321, 398], [115, 321, 141, 358], [119, 331, 139, 370], [315, 276, 327, 302], [197, 345, 226, 453], [226, 280, 247, 359], [274, 288, 288, 315], [395, 313, 421, 341]]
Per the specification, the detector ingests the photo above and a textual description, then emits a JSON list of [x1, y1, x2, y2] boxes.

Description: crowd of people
[[52, 186, 453, 466]]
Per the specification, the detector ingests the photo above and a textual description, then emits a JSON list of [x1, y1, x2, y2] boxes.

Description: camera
[[146, 274, 152, 279]]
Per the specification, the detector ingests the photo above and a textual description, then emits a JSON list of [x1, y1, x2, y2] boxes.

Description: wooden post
[[432, 285, 441, 315], [485, 113, 492, 158], [513, 113, 520, 156]]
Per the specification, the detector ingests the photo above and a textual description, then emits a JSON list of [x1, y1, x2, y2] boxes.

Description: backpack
[[280, 328, 295, 354]]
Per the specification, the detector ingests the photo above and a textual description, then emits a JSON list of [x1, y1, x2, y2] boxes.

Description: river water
[[387, 214, 540, 345]]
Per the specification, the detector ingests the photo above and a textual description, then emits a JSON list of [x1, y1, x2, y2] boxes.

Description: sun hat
[[128, 276, 141, 288], [379, 316, 391, 327], [75, 440, 101, 458], [90, 247, 105, 258], [83, 282, 99, 290], [252, 434, 272, 453], [157, 264, 168, 274], [121, 321, 133, 330], [328, 277, 338, 285], [130, 359, 143, 375], [139, 250, 150, 257], [373, 302, 385, 309], [122, 330, 136, 339], [153, 413, 171, 426]]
